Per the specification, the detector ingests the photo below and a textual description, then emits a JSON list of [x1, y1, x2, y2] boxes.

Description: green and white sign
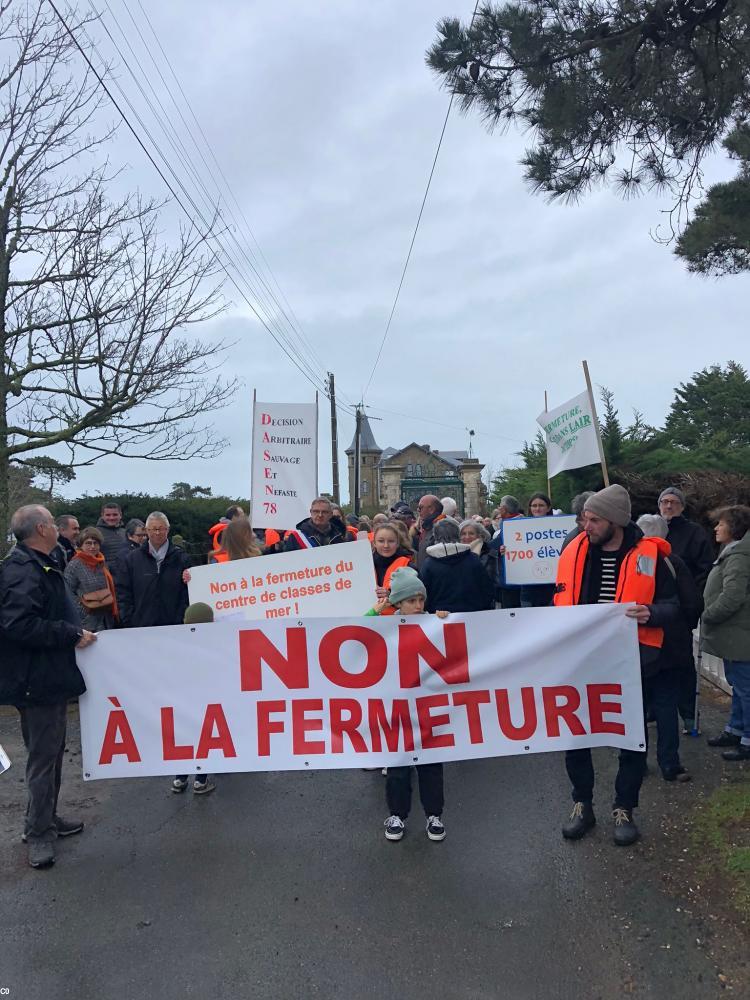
[[537, 390, 600, 478]]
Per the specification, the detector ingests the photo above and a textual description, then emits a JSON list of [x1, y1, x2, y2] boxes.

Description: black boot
[[721, 745, 750, 762], [562, 801, 596, 840], [612, 807, 639, 846], [707, 732, 741, 748]]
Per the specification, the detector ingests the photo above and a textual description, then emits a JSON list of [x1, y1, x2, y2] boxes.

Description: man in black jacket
[[658, 486, 715, 730], [96, 501, 127, 565], [53, 513, 80, 568], [0, 505, 96, 869], [658, 487, 714, 586], [283, 497, 352, 552], [116, 511, 190, 627]]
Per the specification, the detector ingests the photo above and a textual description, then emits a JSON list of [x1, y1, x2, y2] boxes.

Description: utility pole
[[353, 404, 362, 516], [328, 373, 340, 504]]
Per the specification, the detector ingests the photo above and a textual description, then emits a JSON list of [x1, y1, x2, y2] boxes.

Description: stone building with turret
[[345, 414, 486, 518]]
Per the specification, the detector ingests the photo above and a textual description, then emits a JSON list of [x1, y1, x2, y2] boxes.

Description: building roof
[[378, 442, 468, 470], [345, 412, 382, 454], [435, 450, 469, 468]]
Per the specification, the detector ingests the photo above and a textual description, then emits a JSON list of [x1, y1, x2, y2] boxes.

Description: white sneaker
[[171, 777, 188, 794], [384, 815, 405, 841], [426, 815, 445, 841]]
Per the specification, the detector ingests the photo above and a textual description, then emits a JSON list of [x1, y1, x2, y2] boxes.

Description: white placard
[[251, 398, 318, 529], [188, 538, 377, 621], [537, 390, 601, 478], [0, 742, 10, 775], [502, 514, 577, 586], [78, 604, 645, 778]]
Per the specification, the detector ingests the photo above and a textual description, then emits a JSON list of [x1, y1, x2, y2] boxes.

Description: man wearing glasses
[[658, 486, 715, 733], [284, 497, 352, 551], [0, 505, 96, 869]]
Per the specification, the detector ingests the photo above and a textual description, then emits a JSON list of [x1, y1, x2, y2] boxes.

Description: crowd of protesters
[[1, 484, 748, 869]]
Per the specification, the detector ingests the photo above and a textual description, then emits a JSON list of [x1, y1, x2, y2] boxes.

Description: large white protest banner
[[251, 397, 318, 529], [502, 514, 577, 587], [78, 604, 645, 779], [536, 390, 601, 478], [187, 538, 377, 622]]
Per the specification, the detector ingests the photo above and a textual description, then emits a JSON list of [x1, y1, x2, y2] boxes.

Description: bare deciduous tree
[[0, 2, 238, 547]]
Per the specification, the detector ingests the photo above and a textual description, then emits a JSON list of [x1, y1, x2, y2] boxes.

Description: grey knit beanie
[[388, 567, 426, 606], [583, 484, 631, 528], [658, 486, 686, 507], [636, 514, 669, 539]]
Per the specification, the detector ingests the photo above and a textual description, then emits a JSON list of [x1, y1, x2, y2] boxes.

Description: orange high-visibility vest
[[265, 529, 281, 548], [554, 532, 669, 648], [208, 522, 226, 553], [382, 556, 413, 591]]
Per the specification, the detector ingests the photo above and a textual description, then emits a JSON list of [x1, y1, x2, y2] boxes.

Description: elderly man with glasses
[[115, 511, 190, 628], [284, 497, 353, 551], [0, 505, 96, 869], [657, 486, 715, 734]]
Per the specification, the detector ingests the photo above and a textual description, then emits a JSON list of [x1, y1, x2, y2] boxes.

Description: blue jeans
[[723, 660, 750, 746]]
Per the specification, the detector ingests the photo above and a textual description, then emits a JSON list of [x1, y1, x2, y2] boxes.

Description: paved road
[[0, 705, 730, 1000]]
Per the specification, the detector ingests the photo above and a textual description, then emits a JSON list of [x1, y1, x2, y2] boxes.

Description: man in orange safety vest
[[554, 484, 679, 848]]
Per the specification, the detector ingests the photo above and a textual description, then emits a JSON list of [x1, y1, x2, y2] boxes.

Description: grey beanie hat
[[658, 486, 686, 506], [583, 484, 631, 528], [387, 566, 426, 606], [636, 513, 669, 539]]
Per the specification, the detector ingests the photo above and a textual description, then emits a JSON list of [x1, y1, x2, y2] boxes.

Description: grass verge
[[692, 779, 750, 919]]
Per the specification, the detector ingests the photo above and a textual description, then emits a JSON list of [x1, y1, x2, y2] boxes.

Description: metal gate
[[400, 478, 464, 513]]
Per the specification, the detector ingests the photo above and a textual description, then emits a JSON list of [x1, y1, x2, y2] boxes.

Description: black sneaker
[[707, 732, 741, 748], [562, 801, 596, 840], [55, 816, 84, 837], [384, 815, 405, 841], [662, 767, 691, 783], [28, 840, 55, 869], [721, 745, 750, 762], [171, 777, 189, 793], [193, 778, 215, 794], [612, 808, 639, 846], [426, 815, 445, 841]]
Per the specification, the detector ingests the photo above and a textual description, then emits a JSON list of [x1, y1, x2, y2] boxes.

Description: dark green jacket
[[702, 532, 750, 661]]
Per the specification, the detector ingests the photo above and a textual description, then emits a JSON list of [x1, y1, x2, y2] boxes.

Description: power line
[[92, 0, 330, 390], [363, 404, 524, 447], [131, 0, 331, 388], [48, 0, 328, 396], [361, 0, 481, 401]]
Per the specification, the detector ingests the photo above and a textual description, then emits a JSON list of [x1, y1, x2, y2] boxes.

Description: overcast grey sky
[[65, 0, 748, 503]]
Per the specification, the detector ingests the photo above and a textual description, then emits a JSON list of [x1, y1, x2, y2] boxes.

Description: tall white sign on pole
[[251, 396, 318, 528]]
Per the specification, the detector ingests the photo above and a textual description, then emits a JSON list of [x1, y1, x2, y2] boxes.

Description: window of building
[[406, 464, 413, 477], [362, 480, 369, 495], [415, 463, 422, 477]]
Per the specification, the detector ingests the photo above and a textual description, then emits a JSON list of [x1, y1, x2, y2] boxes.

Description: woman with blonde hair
[[370, 522, 415, 605], [218, 515, 262, 561]]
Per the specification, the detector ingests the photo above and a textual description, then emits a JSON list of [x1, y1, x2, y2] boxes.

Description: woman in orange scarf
[[63, 526, 119, 631]]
